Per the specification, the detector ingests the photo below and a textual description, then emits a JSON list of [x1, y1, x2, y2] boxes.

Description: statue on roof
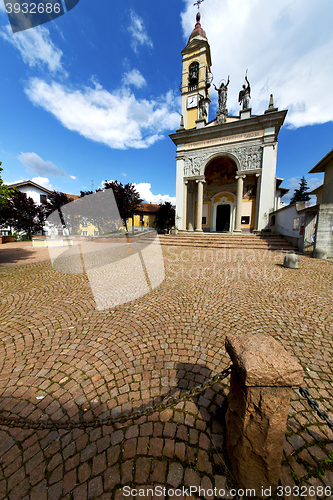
[[214, 76, 230, 112], [238, 72, 251, 110]]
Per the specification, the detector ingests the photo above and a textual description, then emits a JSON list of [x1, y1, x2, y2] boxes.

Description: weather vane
[[194, 0, 204, 10]]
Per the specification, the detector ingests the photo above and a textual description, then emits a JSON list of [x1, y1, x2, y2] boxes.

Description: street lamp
[[131, 194, 135, 234]]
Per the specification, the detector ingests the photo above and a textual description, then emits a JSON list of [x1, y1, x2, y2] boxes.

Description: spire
[[189, 11, 207, 41], [265, 93, 278, 114]]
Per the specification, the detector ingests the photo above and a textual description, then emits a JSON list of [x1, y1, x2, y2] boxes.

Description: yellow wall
[[182, 42, 211, 130], [241, 199, 256, 229], [194, 201, 211, 228], [79, 222, 125, 236], [193, 197, 256, 230], [128, 213, 156, 228], [187, 107, 198, 130]]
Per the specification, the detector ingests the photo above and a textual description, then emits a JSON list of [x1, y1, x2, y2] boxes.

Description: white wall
[[16, 185, 48, 205], [270, 204, 303, 250]]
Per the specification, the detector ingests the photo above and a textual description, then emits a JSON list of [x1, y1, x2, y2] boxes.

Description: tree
[[290, 176, 311, 204], [103, 181, 142, 232], [79, 188, 121, 235], [41, 190, 74, 233], [154, 202, 175, 232], [0, 162, 16, 208], [2, 191, 44, 238], [41, 190, 71, 218]]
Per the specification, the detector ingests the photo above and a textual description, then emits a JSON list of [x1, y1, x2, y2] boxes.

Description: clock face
[[187, 95, 198, 109]]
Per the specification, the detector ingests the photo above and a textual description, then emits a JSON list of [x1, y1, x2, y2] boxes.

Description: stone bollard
[[283, 253, 300, 269], [225, 333, 303, 498]]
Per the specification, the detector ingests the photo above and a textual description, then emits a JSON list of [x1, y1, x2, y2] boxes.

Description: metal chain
[[0, 366, 234, 431], [299, 387, 333, 431]]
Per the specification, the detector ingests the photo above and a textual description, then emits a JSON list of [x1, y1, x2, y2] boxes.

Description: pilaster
[[234, 174, 246, 232], [195, 179, 205, 231]]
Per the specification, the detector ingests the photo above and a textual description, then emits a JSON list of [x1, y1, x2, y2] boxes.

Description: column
[[183, 181, 188, 231], [254, 173, 261, 231], [175, 154, 185, 231], [187, 182, 194, 232], [234, 174, 245, 233], [195, 179, 205, 232]]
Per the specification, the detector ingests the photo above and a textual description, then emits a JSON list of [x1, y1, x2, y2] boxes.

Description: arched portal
[[201, 156, 238, 232]]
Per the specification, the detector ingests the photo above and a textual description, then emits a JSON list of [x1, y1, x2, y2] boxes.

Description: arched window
[[188, 62, 199, 88]]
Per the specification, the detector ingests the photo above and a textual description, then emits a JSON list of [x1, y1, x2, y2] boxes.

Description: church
[[170, 11, 288, 233]]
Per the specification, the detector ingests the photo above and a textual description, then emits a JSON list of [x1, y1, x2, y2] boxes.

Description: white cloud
[[128, 10, 153, 53], [181, 0, 333, 128], [18, 152, 73, 177], [122, 69, 147, 89], [0, 25, 64, 73], [90, 75, 103, 90], [31, 176, 53, 190], [25, 79, 180, 149], [134, 182, 176, 205]]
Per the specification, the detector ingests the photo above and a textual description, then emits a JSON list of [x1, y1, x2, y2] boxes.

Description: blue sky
[[0, 0, 332, 205]]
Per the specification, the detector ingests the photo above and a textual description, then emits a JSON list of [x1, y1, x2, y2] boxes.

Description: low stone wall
[[0, 236, 15, 244]]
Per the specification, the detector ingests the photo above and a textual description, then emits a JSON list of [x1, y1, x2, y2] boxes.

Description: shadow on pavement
[[0, 242, 50, 267]]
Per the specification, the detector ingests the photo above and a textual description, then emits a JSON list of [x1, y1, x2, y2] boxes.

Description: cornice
[[170, 109, 287, 146]]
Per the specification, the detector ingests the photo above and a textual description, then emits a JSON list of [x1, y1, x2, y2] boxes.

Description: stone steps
[[157, 233, 298, 252]]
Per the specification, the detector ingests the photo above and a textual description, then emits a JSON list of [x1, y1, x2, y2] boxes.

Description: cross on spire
[[194, 0, 204, 10]]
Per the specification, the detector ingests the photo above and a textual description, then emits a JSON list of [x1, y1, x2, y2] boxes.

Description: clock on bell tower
[[181, 11, 212, 129]]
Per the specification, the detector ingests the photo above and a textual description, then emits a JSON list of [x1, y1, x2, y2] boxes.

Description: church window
[[241, 216, 250, 225], [202, 216, 206, 225], [188, 62, 199, 89]]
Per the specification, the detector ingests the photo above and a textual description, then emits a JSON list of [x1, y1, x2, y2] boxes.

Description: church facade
[[170, 12, 288, 233]]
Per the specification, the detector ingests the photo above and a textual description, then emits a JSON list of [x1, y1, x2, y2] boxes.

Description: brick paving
[[0, 242, 49, 268], [0, 241, 332, 499]]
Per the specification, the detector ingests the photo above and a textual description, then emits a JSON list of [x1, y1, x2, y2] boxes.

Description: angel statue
[[238, 73, 251, 110], [214, 76, 230, 111]]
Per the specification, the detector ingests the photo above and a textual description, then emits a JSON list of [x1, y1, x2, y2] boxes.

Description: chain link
[[0, 366, 234, 431], [299, 387, 333, 431]]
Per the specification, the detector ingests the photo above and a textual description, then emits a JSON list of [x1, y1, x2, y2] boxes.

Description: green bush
[[14, 233, 31, 241]]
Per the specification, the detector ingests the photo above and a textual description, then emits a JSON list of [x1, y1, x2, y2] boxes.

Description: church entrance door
[[216, 205, 230, 232]]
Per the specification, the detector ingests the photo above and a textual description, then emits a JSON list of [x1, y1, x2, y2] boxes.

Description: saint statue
[[198, 95, 205, 120], [238, 74, 251, 109], [214, 76, 230, 112]]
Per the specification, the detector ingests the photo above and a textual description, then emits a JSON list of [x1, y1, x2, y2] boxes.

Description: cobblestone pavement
[[0, 244, 332, 499]]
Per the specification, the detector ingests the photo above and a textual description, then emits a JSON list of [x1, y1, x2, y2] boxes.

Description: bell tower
[[181, 12, 212, 129]]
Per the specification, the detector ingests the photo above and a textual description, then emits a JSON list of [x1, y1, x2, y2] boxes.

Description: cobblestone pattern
[[0, 245, 332, 499]]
